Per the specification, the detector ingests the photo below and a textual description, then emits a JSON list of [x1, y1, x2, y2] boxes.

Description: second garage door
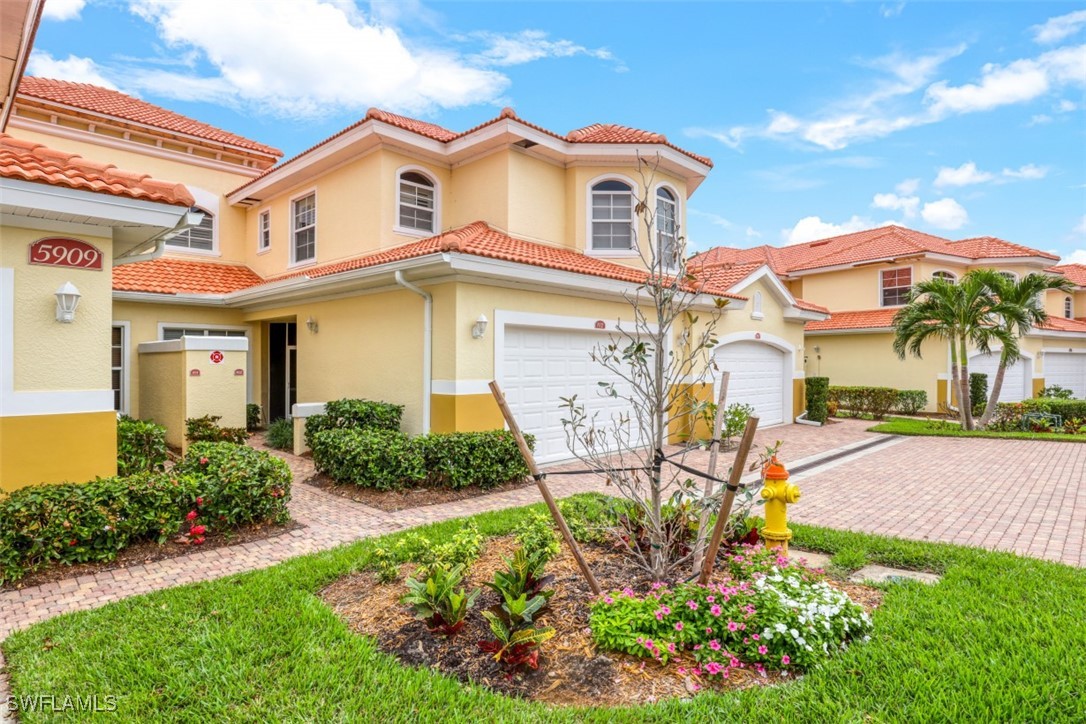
[[713, 341, 787, 426], [1044, 352, 1086, 399], [968, 351, 1026, 403]]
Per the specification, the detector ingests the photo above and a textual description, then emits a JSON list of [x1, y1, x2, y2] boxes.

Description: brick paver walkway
[[2, 420, 1084, 714]]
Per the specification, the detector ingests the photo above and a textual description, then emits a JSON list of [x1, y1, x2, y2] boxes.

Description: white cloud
[[1063, 249, 1086, 264], [872, 192, 919, 218], [1029, 113, 1053, 125], [1031, 10, 1086, 44], [1002, 164, 1047, 180], [781, 215, 873, 245], [880, 2, 906, 19], [42, 0, 86, 21], [689, 208, 734, 229], [921, 198, 969, 229], [1075, 215, 1086, 236], [470, 30, 621, 69], [745, 226, 762, 239], [1058, 98, 1078, 112], [27, 52, 117, 89], [925, 45, 1086, 115], [934, 162, 993, 187], [895, 178, 920, 195]]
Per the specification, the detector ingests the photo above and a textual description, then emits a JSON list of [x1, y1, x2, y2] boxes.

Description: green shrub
[[310, 428, 425, 490], [969, 373, 988, 415], [828, 386, 899, 419], [0, 444, 290, 584], [246, 403, 263, 431], [1045, 398, 1086, 419], [265, 418, 294, 451], [1040, 385, 1075, 399], [185, 415, 249, 445], [894, 390, 928, 416], [404, 564, 479, 637], [117, 416, 168, 476], [414, 430, 531, 489], [303, 398, 403, 447], [514, 513, 561, 564], [558, 494, 624, 544], [805, 376, 829, 423]]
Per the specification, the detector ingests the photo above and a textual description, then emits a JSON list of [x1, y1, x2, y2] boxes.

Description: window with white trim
[[258, 210, 270, 251], [932, 270, 957, 284], [998, 271, 1018, 283], [292, 193, 316, 263], [166, 207, 214, 251], [656, 187, 678, 266], [881, 268, 912, 306], [591, 180, 634, 250], [111, 325, 125, 413], [1065, 296, 1074, 319], [398, 171, 436, 233], [162, 327, 247, 340]]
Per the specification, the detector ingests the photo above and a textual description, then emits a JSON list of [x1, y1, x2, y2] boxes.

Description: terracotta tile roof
[[1047, 263, 1086, 287], [693, 225, 1058, 275], [694, 261, 766, 291], [0, 133, 194, 206], [794, 298, 830, 314], [18, 78, 282, 157], [1037, 316, 1086, 333], [805, 308, 897, 332], [230, 107, 709, 196], [112, 258, 263, 295]]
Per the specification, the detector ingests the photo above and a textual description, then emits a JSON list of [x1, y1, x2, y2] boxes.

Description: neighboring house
[[3, 78, 827, 473], [694, 226, 1086, 409]]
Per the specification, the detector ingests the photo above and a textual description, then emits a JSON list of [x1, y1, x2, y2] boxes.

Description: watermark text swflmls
[[5, 694, 118, 713]]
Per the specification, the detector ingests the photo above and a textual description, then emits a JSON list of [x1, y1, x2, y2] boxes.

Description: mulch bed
[[302, 472, 535, 513], [2, 520, 303, 592], [320, 536, 882, 707]]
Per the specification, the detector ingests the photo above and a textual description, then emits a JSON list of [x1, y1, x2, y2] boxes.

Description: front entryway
[[268, 322, 297, 421], [713, 340, 787, 426]]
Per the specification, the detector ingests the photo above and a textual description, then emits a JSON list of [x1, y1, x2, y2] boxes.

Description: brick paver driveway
[[791, 434, 1086, 568]]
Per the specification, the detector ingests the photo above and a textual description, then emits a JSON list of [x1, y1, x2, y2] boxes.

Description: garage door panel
[[968, 352, 1025, 403], [713, 341, 786, 426], [1045, 353, 1086, 399]]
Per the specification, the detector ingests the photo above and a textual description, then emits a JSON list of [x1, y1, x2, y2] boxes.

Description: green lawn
[[3, 498, 1085, 722], [869, 416, 1086, 443]]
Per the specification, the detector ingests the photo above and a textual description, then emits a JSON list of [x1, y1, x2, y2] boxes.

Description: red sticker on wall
[[190, 369, 201, 377], [234, 369, 244, 376], [594, 320, 606, 329], [209, 350, 224, 364]]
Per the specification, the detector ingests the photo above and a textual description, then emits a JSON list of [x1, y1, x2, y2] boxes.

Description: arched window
[[998, 271, 1018, 283], [591, 179, 634, 250], [167, 207, 214, 251], [397, 170, 437, 234], [932, 270, 957, 284], [656, 187, 678, 266], [1065, 296, 1074, 319], [752, 290, 764, 319]]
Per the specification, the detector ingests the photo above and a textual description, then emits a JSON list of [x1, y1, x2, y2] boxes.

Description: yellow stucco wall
[[113, 301, 258, 415], [2, 227, 114, 392], [0, 412, 117, 491], [183, 347, 247, 444], [718, 277, 807, 374], [449, 149, 509, 232], [138, 349, 186, 447]]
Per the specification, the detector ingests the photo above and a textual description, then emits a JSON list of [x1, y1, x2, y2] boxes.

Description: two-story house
[[694, 226, 1086, 410], [4, 78, 828, 472]]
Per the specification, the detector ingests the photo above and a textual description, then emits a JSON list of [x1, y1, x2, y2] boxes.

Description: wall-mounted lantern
[[305, 316, 319, 334], [471, 314, 489, 339], [55, 282, 81, 323]]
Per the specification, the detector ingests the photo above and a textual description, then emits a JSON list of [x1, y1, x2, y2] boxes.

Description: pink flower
[[604, 596, 614, 604], [667, 642, 677, 654], [186, 510, 198, 521], [710, 604, 723, 617], [196, 496, 204, 506], [706, 595, 715, 603], [758, 645, 768, 655], [622, 587, 635, 597], [781, 655, 791, 665], [705, 662, 723, 675], [660, 605, 671, 615], [708, 640, 721, 651], [677, 667, 687, 675], [752, 634, 760, 641], [728, 621, 739, 632], [674, 622, 684, 632], [655, 611, 665, 621], [705, 627, 713, 634], [686, 600, 699, 611]]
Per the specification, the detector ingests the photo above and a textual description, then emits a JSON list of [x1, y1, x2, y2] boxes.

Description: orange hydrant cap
[[763, 455, 789, 481]]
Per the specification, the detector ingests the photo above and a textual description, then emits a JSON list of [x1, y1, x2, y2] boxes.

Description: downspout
[[394, 271, 432, 434], [113, 208, 205, 267]]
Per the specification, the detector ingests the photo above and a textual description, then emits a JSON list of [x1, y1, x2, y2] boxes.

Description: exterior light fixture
[[305, 316, 319, 334], [813, 345, 821, 354], [471, 314, 488, 339], [54, 282, 81, 323]]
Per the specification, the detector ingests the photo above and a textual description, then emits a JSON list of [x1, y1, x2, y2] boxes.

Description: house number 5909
[[28, 238, 104, 271]]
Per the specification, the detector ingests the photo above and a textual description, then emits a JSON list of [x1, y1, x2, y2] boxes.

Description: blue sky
[[29, 0, 1086, 261]]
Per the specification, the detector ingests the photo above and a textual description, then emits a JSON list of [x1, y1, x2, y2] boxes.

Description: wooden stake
[[697, 415, 759, 585], [691, 372, 729, 572], [489, 381, 602, 596]]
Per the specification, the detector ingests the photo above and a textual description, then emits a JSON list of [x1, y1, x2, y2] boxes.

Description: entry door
[[286, 345, 297, 418], [268, 322, 297, 421]]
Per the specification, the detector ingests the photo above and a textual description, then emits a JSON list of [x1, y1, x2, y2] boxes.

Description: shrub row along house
[[693, 228, 1086, 412]]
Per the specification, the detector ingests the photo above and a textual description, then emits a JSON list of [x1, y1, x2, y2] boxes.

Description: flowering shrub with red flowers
[[589, 545, 871, 683], [0, 443, 291, 584]]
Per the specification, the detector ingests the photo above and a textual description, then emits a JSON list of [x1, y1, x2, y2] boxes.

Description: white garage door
[[502, 326, 639, 464], [1044, 352, 1086, 399], [713, 341, 786, 426], [968, 351, 1025, 402]]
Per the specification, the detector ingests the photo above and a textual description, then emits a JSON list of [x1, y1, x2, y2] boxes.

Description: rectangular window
[[162, 327, 247, 340], [166, 210, 214, 251], [258, 210, 270, 251], [592, 191, 634, 250], [111, 325, 125, 413], [292, 193, 316, 263], [881, 268, 912, 306], [399, 180, 435, 232]]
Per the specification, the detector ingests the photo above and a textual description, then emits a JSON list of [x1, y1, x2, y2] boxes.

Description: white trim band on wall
[[432, 379, 493, 395]]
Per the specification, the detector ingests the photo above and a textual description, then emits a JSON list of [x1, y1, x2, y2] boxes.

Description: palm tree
[[973, 270, 1074, 427], [892, 274, 1011, 430]]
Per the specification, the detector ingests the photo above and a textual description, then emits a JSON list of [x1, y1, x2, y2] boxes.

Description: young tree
[[973, 270, 1074, 427], [560, 157, 731, 579]]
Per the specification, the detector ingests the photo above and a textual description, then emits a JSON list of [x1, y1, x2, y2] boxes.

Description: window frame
[[257, 209, 271, 253], [394, 165, 441, 237], [165, 205, 216, 254], [997, 270, 1019, 283], [880, 266, 914, 307], [111, 322, 130, 415], [751, 290, 765, 321], [289, 189, 318, 267], [654, 183, 681, 269], [586, 174, 639, 257], [931, 270, 958, 284], [1065, 296, 1074, 319]]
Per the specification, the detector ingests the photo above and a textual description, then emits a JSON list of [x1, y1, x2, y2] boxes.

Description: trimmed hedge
[[0, 443, 291, 584], [310, 428, 532, 490], [304, 398, 403, 448], [186, 415, 250, 445], [117, 416, 168, 476], [828, 386, 899, 420], [806, 377, 829, 423], [894, 390, 928, 416]]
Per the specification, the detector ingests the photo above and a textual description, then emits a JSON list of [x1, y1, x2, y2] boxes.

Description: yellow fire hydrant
[[760, 455, 801, 554]]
